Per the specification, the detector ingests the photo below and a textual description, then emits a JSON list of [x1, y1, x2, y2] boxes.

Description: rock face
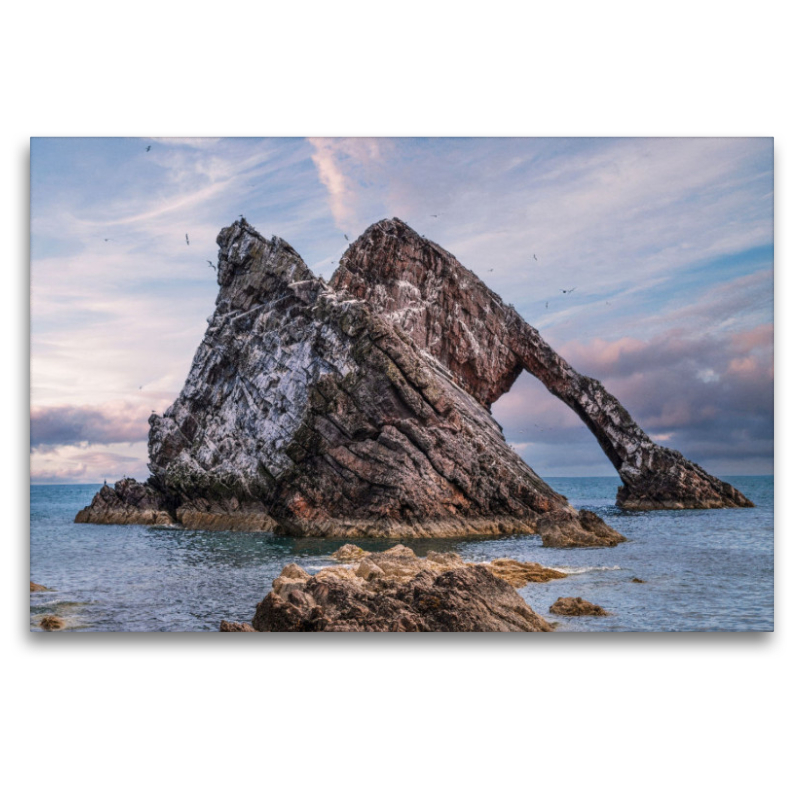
[[549, 597, 610, 616], [76, 219, 623, 543], [253, 546, 557, 632], [332, 218, 753, 510], [75, 215, 750, 539], [74, 479, 174, 526]]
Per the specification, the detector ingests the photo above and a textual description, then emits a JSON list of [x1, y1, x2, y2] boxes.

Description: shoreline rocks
[[39, 615, 66, 630], [30, 581, 51, 592]]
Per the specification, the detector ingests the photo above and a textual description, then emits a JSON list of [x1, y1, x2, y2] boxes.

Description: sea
[[29, 476, 773, 632]]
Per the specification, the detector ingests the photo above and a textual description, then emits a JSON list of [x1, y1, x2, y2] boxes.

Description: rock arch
[[331, 218, 752, 509]]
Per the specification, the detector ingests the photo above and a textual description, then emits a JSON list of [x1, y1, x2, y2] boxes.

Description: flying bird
[[145, 145, 151, 152], [533, 254, 537, 261], [185, 234, 190, 246], [344, 234, 349, 241], [562, 287, 575, 294], [207, 260, 215, 270], [545, 301, 549, 308], [431, 214, 439, 218], [103, 238, 111, 242], [488, 269, 494, 272]]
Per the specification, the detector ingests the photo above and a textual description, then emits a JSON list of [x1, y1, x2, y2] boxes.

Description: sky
[[29, 137, 774, 483]]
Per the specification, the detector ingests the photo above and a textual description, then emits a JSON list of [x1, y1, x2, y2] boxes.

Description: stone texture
[[253, 546, 555, 632], [74, 478, 174, 526], [76, 219, 622, 544], [332, 218, 753, 511], [219, 620, 257, 632], [485, 558, 568, 588], [39, 615, 66, 630], [549, 597, 610, 616]]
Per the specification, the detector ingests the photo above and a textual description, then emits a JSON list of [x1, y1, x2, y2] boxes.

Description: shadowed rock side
[[252, 545, 558, 631], [76, 219, 622, 544], [331, 218, 753, 510]]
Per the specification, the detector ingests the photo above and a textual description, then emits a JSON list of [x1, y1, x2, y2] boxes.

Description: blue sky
[[30, 136, 773, 482]]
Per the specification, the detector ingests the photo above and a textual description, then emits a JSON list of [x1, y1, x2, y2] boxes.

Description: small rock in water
[[631, 577, 646, 584], [39, 615, 66, 630], [219, 620, 257, 632], [549, 597, 610, 617], [30, 581, 51, 592]]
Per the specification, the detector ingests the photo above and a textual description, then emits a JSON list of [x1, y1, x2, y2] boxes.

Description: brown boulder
[[39, 615, 66, 630], [549, 597, 610, 616], [30, 581, 51, 592], [252, 546, 554, 632], [219, 620, 257, 632], [486, 558, 567, 588]]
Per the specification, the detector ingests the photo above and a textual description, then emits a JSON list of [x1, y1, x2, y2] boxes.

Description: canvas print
[[30, 137, 774, 632]]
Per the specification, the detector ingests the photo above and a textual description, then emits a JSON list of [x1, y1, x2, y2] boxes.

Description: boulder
[[39, 615, 66, 630], [252, 546, 558, 632], [549, 597, 610, 616], [30, 581, 51, 592], [219, 620, 257, 632]]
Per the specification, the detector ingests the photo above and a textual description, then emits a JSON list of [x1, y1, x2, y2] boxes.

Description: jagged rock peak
[[214, 218, 317, 295], [76, 218, 625, 542]]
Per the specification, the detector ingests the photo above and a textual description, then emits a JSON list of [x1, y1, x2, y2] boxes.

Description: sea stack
[[76, 217, 750, 539]]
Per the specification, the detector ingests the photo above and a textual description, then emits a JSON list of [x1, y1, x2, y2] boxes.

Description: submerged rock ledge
[[76, 217, 750, 540]]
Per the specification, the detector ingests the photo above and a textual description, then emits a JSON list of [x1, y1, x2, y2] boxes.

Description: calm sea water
[[29, 476, 773, 632]]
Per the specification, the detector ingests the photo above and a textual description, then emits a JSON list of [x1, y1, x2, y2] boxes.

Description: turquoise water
[[29, 476, 773, 632]]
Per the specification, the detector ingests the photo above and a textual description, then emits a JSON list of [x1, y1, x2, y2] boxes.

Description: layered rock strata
[[332, 218, 753, 510], [76, 219, 623, 544], [252, 545, 560, 632]]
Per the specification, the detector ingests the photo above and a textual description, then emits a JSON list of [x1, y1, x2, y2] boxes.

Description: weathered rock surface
[[30, 581, 51, 592], [219, 620, 257, 632], [39, 615, 66, 630], [332, 218, 753, 510], [549, 597, 610, 616], [74, 479, 174, 526], [485, 558, 568, 588], [76, 219, 622, 544], [253, 546, 556, 632]]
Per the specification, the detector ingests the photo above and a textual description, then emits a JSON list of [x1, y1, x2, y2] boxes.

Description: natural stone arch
[[331, 218, 752, 509]]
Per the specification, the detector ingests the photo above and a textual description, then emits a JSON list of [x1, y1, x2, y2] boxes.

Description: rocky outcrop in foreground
[[76, 219, 624, 544], [251, 544, 563, 632], [333, 219, 753, 511], [549, 597, 610, 616], [30, 581, 51, 592]]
